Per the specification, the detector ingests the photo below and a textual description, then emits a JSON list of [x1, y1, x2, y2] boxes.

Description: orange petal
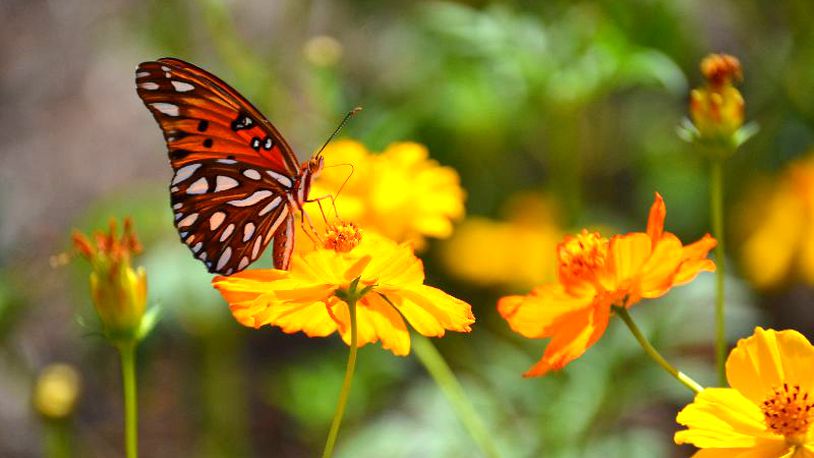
[[725, 327, 814, 406], [598, 232, 652, 293], [689, 443, 793, 457], [675, 388, 783, 450], [497, 284, 594, 339], [638, 233, 684, 299], [674, 234, 717, 285], [385, 286, 474, 337], [647, 192, 666, 244], [523, 300, 610, 377]]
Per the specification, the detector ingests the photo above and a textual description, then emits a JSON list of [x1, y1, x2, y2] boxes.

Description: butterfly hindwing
[[170, 159, 295, 274]]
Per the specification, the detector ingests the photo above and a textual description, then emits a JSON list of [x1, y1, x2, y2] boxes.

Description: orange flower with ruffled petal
[[498, 193, 716, 377], [213, 226, 474, 356]]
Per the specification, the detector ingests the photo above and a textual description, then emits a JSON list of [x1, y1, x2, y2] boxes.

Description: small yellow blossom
[[686, 53, 747, 151], [738, 154, 814, 289], [441, 193, 564, 288], [33, 364, 82, 420], [213, 227, 474, 356], [304, 140, 465, 250], [675, 328, 814, 457], [73, 218, 147, 342]]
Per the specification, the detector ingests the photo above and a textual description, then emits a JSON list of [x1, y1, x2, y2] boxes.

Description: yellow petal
[[690, 443, 794, 458], [385, 286, 474, 337], [675, 388, 780, 448], [726, 328, 814, 405], [328, 295, 411, 356], [523, 300, 610, 377], [497, 284, 594, 339], [638, 233, 683, 299]]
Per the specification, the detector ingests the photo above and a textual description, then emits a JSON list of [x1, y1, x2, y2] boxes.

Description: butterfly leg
[[299, 209, 323, 247], [306, 194, 342, 223]]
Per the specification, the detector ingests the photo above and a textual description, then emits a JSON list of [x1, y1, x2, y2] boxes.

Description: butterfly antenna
[[315, 107, 362, 158]]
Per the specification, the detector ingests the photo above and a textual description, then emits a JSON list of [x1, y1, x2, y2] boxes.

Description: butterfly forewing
[[136, 57, 304, 274]]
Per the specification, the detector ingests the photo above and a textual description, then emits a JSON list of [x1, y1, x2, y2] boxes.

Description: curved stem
[[413, 335, 501, 458], [118, 342, 138, 458], [322, 297, 358, 458], [613, 306, 703, 394], [711, 159, 727, 386]]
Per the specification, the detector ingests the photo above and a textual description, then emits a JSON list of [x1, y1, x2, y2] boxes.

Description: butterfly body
[[136, 58, 322, 274]]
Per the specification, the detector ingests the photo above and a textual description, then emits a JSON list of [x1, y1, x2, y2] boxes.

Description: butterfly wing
[[136, 58, 301, 273]]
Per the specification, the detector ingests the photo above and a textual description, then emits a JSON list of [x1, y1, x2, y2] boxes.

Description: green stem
[[710, 159, 727, 386], [613, 306, 703, 394], [118, 342, 138, 458], [43, 420, 71, 458], [413, 335, 501, 458], [322, 297, 358, 458]]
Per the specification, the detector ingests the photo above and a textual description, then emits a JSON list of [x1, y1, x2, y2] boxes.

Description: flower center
[[324, 222, 362, 252], [761, 383, 814, 441], [557, 230, 608, 282]]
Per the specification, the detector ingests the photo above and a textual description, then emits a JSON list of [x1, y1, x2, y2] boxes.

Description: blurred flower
[[675, 328, 814, 456], [681, 53, 754, 152], [33, 364, 81, 420], [73, 218, 147, 342], [304, 35, 343, 67], [498, 193, 716, 377], [739, 154, 814, 289], [441, 193, 563, 288], [305, 140, 465, 250], [213, 224, 474, 356]]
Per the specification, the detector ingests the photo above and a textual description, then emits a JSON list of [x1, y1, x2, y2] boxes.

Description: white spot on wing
[[243, 223, 255, 242], [178, 213, 198, 228], [228, 190, 272, 207], [161, 65, 171, 72], [171, 80, 195, 92], [151, 103, 179, 117], [216, 247, 232, 271], [243, 169, 261, 180], [192, 242, 203, 253], [136, 71, 150, 78], [198, 251, 207, 261], [209, 212, 226, 230], [172, 163, 202, 185], [251, 236, 262, 260], [172, 203, 182, 210], [238, 257, 249, 270], [266, 170, 293, 188], [220, 224, 235, 242], [217, 159, 237, 165], [139, 82, 159, 90], [215, 176, 239, 192], [187, 177, 208, 195], [258, 196, 282, 216], [170, 186, 180, 193]]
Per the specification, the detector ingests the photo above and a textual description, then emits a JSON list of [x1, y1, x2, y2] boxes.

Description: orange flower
[[498, 193, 716, 377], [212, 226, 474, 356]]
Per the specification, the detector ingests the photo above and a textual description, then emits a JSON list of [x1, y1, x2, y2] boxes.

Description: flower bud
[[73, 218, 147, 343], [33, 364, 81, 420]]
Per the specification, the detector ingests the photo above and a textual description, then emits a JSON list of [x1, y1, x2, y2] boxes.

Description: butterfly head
[[307, 155, 325, 178]]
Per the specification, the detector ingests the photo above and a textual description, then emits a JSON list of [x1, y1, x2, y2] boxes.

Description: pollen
[[761, 383, 814, 440], [700, 53, 742, 87], [557, 230, 608, 280], [324, 222, 362, 252]]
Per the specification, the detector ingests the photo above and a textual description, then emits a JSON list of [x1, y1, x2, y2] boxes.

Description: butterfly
[[135, 57, 325, 275]]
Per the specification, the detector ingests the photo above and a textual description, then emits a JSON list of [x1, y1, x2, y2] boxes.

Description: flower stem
[[613, 306, 703, 394], [43, 420, 71, 458], [322, 297, 358, 458], [117, 342, 138, 458], [413, 335, 501, 458], [711, 158, 727, 386]]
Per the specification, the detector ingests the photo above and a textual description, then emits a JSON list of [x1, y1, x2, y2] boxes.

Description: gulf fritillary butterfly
[[135, 57, 325, 275]]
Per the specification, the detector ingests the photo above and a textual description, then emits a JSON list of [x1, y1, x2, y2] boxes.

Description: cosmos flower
[[213, 223, 474, 355], [675, 327, 814, 457], [498, 193, 716, 377]]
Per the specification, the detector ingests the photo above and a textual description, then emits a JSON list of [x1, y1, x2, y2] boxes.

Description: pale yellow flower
[[304, 139, 465, 250]]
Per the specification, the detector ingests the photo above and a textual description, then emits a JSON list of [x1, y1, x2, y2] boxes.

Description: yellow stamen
[[761, 383, 814, 442], [557, 230, 608, 280], [325, 222, 362, 252]]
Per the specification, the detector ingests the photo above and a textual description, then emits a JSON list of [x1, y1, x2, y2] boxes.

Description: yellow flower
[[305, 139, 465, 250], [73, 218, 147, 342], [212, 226, 474, 356], [441, 193, 564, 288], [739, 154, 814, 289], [675, 327, 814, 457]]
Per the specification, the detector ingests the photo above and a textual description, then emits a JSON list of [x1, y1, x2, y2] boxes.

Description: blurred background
[[2, 0, 814, 456]]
